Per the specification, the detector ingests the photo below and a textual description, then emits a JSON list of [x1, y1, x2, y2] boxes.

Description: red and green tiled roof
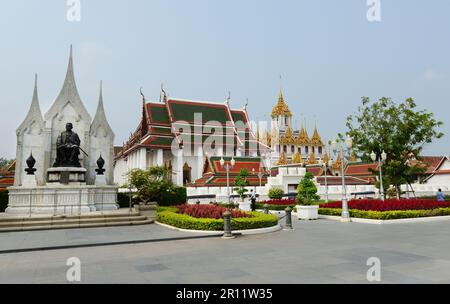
[[119, 96, 269, 158], [190, 156, 268, 187], [345, 163, 379, 177]]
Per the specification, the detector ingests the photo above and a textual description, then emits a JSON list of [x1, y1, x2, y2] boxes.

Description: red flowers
[[262, 199, 296, 206], [176, 204, 251, 219], [320, 199, 450, 211]]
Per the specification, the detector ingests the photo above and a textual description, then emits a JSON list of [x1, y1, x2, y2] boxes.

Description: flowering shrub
[[320, 199, 450, 212], [262, 199, 296, 206], [176, 204, 251, 219]]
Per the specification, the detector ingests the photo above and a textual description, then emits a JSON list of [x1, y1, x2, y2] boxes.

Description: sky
[[0, 0, 449, 158]]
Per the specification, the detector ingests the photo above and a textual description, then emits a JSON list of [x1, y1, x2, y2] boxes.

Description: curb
[[155, 221, 283, 235], [319, 214, 450, 225]]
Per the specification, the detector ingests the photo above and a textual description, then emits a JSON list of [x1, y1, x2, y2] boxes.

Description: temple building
[[261, 88, 326, 167], [113, 94, 269, 187]]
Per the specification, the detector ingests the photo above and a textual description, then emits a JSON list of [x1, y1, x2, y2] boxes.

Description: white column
[[174, 149, 184, 186], [156, 149, 164, 166], [217, 146, 224, 157], [236, 148, 242, 157], [196, 145, 203, 181], [139, 148, 147, 169]]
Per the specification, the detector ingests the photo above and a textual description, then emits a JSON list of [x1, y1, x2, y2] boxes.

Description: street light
[[332, 136, 353, 222], [220, 157, 235, 204], [318, 158, 334, 203], [371, 150, 387, 201]]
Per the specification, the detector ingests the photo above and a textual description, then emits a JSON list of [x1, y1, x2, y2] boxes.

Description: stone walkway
[[0, 219, 450, 283]]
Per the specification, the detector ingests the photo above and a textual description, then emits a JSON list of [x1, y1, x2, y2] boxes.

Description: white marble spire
[[44, 45, 91, 123], [90, 81, 114, 136], [17, 74, 45, 134]]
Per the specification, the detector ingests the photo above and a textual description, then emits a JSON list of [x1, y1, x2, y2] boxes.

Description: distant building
[[260, 88, 326, 167], [0, 161, 15, 191]]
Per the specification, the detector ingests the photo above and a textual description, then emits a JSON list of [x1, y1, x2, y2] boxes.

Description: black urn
[[95, 154, 106, 175], [25, 153, 37, 175]]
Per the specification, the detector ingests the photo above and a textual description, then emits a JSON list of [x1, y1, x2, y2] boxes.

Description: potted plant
[[296, 172, 320, 220]]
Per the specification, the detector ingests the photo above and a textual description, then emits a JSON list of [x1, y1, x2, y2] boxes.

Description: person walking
[[437, 189, 445, 202], [250, 189, 257, 211]]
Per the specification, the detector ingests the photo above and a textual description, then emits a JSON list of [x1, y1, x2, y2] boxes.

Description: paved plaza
[[0, 219, 450, 284]]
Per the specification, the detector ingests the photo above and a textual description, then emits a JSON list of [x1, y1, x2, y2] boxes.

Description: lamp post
[[220, 157, 235, 204], [318, 158, 334, 203], [371, 150, 387, 201], [331, 136, 353, 222]]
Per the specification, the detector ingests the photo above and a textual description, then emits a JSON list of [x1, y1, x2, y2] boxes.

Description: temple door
[[183, 162, 192, 185]]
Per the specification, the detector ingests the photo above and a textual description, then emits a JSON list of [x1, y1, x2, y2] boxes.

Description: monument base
[[47, 167, 87, 184], [6, 184, 119, 215]]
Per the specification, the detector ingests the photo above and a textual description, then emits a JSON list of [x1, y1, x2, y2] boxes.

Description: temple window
[[312, 147, 315, 154], [298, 147, 301, 154], [283, 145, 287, 153], [291, 146, 295, 153], [319, 147, 323, 154], [305, 146, 309, 154]]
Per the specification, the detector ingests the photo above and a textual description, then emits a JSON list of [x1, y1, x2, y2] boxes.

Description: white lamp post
[[332, 136, 353, 222], [371, 150, 387, 201], [220, 157, 235, 204], [318, 158, 333, 203]]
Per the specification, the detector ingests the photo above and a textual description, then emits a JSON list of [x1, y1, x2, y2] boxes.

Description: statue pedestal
[[6, 184, 119, 215], [22, 175, 37, 187], [95, 175, 107, 186], [47, 167, 87, 184]]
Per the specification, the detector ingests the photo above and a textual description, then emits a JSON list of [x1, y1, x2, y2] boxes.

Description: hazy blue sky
[[0, 0, 449, 158]]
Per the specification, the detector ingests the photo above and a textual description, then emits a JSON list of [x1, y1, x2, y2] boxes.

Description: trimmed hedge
[[255, 203, 294, 211], [0, 190, 8, 213], [117, 186, 187, 208], [157, 207, 278, 231], [319, 207, 450, 220]]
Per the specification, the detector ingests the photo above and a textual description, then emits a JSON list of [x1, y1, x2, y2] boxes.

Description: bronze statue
[[53, 123, 82, 167]]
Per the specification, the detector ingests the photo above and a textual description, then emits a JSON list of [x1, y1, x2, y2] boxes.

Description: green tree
[[128, 166, 176, 205], [296, 172, 320, 205], [0, 158, 14, 170], [345, 97, 444, 198], [234, 169, 250, 201]]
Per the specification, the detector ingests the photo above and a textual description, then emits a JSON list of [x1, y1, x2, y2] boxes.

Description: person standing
[[437, 189, 445, 202]]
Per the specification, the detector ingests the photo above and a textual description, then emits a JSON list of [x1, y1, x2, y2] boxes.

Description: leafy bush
[[127, 167, 186, 206], [319, 207, 450, 220], [157, 207, 278, 231], [297, 172, 319, 205], [268, 187, 284, 200], [176, 204, 250, 219], [157, 186, 187, 206], [320, 199, 450, 211], [0, 190, 8, 213]]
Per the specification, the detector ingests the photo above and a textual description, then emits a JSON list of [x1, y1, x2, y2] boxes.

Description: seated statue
[[53, 123, 82, 167]]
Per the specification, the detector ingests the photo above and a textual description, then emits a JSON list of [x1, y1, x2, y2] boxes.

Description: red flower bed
[[263, 199, 296, 206], [176, 204, 251, 219], [320, 199, 450, 211]]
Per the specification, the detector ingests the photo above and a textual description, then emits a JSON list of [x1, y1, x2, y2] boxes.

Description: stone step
[[0, 215, 149, 228], [0, 212, 142, 223], [0, 218, 154, 233]]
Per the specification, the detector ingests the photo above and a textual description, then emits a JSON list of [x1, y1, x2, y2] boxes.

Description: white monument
[[6, 46, 119, 215]]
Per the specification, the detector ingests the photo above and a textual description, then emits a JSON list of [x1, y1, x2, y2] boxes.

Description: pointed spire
[[91, 81, 113, 137], [17, 74, 45, 134], [45, 45, 91, 122]]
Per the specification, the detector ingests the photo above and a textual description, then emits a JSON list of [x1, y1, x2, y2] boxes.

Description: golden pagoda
[[280, 126, 295, 145], [271, 89, 292, 118], [308, 152, 317, 165], [350, 150, 357, 162], [296, 125, 310, 146], [292, 151, 303, 164], [278, 151, 288, 165], [332, 153, 342, 170], [310, 126, 324, 146]]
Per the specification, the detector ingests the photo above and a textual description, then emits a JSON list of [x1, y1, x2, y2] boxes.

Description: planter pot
[[297, 205, 319, 220]]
